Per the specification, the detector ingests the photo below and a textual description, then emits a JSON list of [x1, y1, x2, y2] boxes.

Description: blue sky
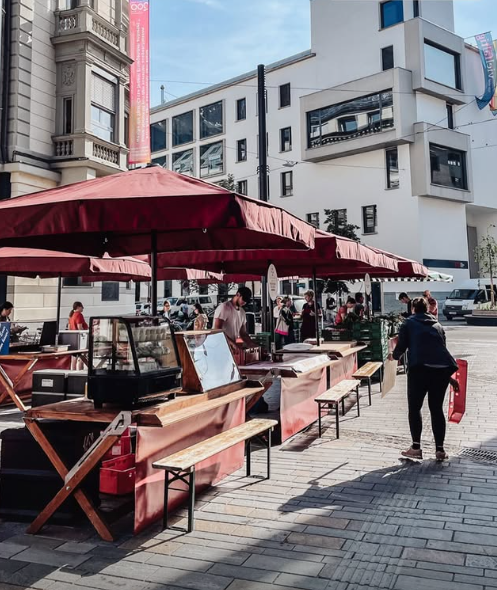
[[149, 0, 495, 107]]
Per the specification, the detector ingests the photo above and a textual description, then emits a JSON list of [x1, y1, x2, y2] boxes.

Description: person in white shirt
[[214, 287, 258, 348]]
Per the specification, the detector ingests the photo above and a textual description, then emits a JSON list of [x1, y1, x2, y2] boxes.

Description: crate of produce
[[323, 328, 353, 342], [352, 321, 388, 339]]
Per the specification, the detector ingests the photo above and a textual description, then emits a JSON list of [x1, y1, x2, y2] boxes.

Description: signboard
[[0, 323, 10, 355], [475, 33, 497, 110], [267, 264, 278, 301], [364, 273, 372, 296], [129, 0, 151, 165]]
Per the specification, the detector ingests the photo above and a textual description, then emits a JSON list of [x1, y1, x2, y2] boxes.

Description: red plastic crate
[[102, 453, 135, 470], [99, 453, 136, 496], [102, 435, 131, 461]]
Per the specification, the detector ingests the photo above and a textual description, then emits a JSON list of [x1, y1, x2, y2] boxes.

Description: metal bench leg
[[367, 378, 372, 406], [379, 366, 383, 392], [267, 429, 271, 480], [356, 385, 360, 417], [187, 468, 196, 533], [163, 470, 170, 531], [246, 439, 252, 477], [318, 403, 322, 438], [335, 402, 340, 439], [341, 398, 345, 416]]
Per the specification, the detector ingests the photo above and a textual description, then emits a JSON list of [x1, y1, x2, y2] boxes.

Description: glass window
[[152, 155, 167, 167], [362, 205, 377, 234], [199, 101, 223, 139], [306, 212, 320, 228], [386, 147, 399, 189], [102, 282, 119, 302], [236, 98, 246, 121], [307, 91, 394, 149], [172, 149, 194, 176], [91, 74, 116, 142], [281, 171, 293, 197], [382, 46, 394, 71], [380, 0, 404, 29], [330, 209, 347, 230], [62, 277, 90, 287], [151, 120, 167, 152], [237, 138, 247, 162], [172, 111, 194, 146], [279, 83, 291, 108], [430, 144, 467, 190], [237, 180, 248, 195], [280, 127, 292, 152], [413, 0, 420, 17], [63, 97, 73, 135], [446, 103, 454, 129], [424, 41, 461, 90], [200, 141, 224, 178]]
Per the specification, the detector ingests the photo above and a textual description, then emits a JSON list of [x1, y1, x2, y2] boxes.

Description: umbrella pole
[[313, 268, 320, 346], [56, 273, 62, 345], [151, 231, 158, 316]]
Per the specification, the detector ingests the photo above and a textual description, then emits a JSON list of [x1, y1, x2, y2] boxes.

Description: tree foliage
[[475, 233, 497, 307], [217, 174, 236, 192], [324, 209, 361, 242]]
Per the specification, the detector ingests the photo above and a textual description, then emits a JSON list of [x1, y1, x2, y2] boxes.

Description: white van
[[443, 280, 496, 320]]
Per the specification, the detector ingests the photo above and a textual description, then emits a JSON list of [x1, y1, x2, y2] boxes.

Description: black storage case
[[32, 369, 68, 394], [87, 316, 181, 409], [67, 370, 88, 395]]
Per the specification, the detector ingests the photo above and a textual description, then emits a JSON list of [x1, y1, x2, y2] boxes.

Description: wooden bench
[[153, 418, 278, 533], [352, 361, 384, 406], [315, 379, 360, 439]]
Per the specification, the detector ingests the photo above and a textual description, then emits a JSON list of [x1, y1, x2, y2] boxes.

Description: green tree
[[475, 231, 497, 308], [217, 174, 236, 192], [324, 209, 361, 242]]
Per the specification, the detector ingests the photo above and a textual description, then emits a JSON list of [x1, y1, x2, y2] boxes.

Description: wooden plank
[[26, 399, 122, 423], [0, 349, 88, 361], [353, 362, 383, 379], [137, 386, 264, 427], [315, 380, 358, 403], [153, 418, 278, 471]]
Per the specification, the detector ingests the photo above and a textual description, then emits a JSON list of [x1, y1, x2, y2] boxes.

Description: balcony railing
[[52, 134, 128, 171]]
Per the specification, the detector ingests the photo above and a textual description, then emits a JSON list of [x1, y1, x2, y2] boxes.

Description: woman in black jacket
[[391, 297, 459, 462]]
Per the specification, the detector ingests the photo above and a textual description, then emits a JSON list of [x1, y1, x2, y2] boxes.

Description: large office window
[[236, 98, 246, 121], [91, 74, 116, 142], [281, 171, 293, 197], [430, 144, 467, 190], [280, 127, 292, 152], [362, 205, 377, 234], [172, 111, 194, 147], [236, 138, 247, 162], [279, 83, 291, 108], [386, 147, 399, 189], [380, 0, 404, 29], [151, 120, 167, 152], [237, 180, 248, 195], [382, 46, 394, 71], [199, 101, 223, 139], [172, 149, 194, 176], [424, 41, 461, 90], [307, 91, 394, 149], [152, 155, 167, 167], [200, 141, 224, 178], [306, 212, 320, 228]]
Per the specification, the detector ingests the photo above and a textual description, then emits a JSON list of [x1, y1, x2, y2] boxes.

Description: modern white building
[[150, 0, 497, 308], [0, 0, 135, 324]]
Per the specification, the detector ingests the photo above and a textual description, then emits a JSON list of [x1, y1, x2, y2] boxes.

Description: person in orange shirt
[[423, 290, 439, 318], [68, 301, 88, 330]]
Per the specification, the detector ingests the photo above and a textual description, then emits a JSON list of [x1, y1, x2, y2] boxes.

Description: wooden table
[[275, 341, 367, 359], [240, 353, 358, 442], [24, 381, 263, 540], [0, 349, 89, 411]]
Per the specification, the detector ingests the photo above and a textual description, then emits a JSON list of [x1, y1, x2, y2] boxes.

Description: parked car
[[172, 295, 216, 316], [443, 280, 497, 320], [135, 302, 151, 316]]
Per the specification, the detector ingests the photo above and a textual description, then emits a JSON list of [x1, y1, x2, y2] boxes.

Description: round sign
[[267, 264, 279, 301], [364, 273, 372, 296]]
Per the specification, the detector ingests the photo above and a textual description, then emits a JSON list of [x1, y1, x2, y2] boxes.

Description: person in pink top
[[423, 290, 439, 318]]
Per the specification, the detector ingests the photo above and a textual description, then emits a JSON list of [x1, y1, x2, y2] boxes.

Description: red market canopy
[[0, 167, 315, 257], [155, 230, 400, 278]]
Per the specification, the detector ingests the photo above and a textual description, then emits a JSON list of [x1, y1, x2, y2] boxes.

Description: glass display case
[[87, 316, 181, 408]]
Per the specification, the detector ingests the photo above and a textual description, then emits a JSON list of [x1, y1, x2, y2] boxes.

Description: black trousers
[[407, 366, 453, 448]]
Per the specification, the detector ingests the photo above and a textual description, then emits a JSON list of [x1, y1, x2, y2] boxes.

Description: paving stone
[[56, 541, 98, 554], [286, 533, 345, 550], [208, 563, 279, 584], [402, 547, 465, 566], [243, 554, 324, 576], [12, 546, 90, 568], [274, 572, 328, 590], [0, 543, 28, 559], [1, 563, 56, 588], [394, 574, 483, 590]]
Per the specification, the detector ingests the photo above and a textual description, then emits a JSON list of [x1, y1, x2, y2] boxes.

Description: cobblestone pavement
[[0, 324, 495, 589]]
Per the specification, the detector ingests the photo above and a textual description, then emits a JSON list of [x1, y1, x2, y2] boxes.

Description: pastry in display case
[[87, 316, 181, 409]]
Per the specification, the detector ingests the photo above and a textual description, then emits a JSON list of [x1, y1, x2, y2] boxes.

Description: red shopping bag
[[448, 359, 467, 424]]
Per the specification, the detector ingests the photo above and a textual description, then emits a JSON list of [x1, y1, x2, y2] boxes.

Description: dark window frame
[[150, 119, 167, 152], [429, 143, 468, 191], [280, 127, 292, 152], [380, 0, 404, 29], [199, 140, 224, 178], [424, 40, 462, 90], [381, 46, 394, 71], [281, 171, 293, 197], [102, 282, 120, 302], [446, 103, 454, 129], [236, 98, 246, 121], [199, 100, 224, 139], [306, 212, 320, 228], [279, 83, 291, 108], [362, 205, 377, 235], [63, 97, 73, 135], [237, 180, 248, 195], [236, 138, 247, 162], [413, 0, 420, 17], [172, 111, 194, 147], [386, 147, 400, 189], [331, 209, 347, 229]]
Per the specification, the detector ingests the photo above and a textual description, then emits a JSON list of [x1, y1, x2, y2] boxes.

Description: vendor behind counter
[[0, 302, 27, 343]]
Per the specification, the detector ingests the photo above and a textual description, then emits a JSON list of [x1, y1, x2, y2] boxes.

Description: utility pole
[[257, 64, 270, 333]]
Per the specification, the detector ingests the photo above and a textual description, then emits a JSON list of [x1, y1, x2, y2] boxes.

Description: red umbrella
[[0, 166, 315, 310]]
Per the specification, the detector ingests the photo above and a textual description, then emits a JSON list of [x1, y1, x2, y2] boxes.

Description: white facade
[[150, 0, 497, 306]]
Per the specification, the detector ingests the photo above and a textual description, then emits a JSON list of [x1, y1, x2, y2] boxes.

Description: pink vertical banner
[[129, 0, 151, 165]]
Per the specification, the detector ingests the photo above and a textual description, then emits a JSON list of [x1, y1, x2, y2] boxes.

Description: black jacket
[[393, 313, 457, 371]]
